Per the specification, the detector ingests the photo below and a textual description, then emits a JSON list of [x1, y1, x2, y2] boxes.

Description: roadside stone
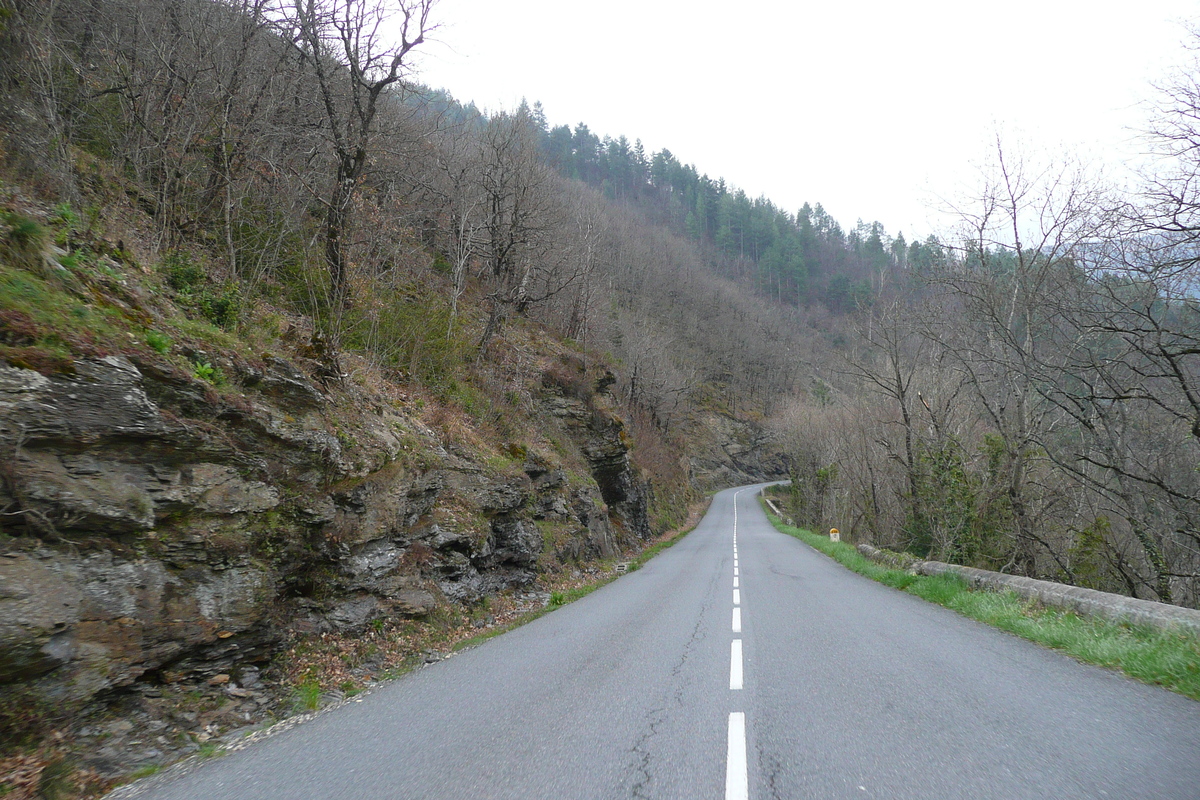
[[912, 559, 1200, 636]]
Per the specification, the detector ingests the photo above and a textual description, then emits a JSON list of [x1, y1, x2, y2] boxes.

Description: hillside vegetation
[[3, 0, 1200, 795], [0, 0, 801, 792]]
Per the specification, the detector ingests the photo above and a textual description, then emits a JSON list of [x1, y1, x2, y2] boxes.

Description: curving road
[[119, 485, 1200, 799]]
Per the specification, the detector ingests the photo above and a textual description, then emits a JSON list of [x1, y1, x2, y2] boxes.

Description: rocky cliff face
[[685, 410, 791, 492], [0, 348, 652, 711]]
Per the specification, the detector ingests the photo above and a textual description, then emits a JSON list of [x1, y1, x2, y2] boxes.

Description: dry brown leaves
[[0, 751, 109, 800]]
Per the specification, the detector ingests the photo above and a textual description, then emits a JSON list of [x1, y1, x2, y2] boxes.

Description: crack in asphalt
[[768, 564, 804, 579], [627, 567, 719, 798], [761, 748, 785, 800], [629, 705, 667, 799]]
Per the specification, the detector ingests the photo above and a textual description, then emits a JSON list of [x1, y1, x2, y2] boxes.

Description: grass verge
[[452, 499, 710, 653], [760, 505, 1200, 702]]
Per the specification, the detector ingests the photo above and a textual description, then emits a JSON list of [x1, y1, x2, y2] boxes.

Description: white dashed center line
[[726, 712, 749, 800], [730, 639, 744, 690], [727, 489, 750, 800]]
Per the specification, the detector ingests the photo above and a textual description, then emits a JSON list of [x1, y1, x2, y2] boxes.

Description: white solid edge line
[[726, 712, 748, 800], [732, 607, 742, 633], [730, 639, 743, 690], [733, 589, 741, 605]]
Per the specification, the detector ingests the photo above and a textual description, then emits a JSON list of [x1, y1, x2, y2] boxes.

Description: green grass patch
[[629, 522, 696, 572], [451, 578, 616, 652], [294, 680, 321, 712], [0, 243, 248, 379], [129, 764, 163, 780], [453, 520, 703, 653], [1, 210, 47, 271], [0, 262, 125, 360], [145, 329, 172, 354], [196, 741, 221, 759], [761, 504, 1200, 702], [161, 251, 241, 330], [548, 585, 595, 608]]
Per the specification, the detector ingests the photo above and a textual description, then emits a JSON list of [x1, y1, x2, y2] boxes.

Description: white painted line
[[733, 576, 739, 588], [732, 489, 740, 544], [733, 589, 741, 605], [730, 639, 743, 690], [733, 559, 738, 568], [726, 712, 748, 800], [734, 567, 739, 577], [732, 607, 742, 632]]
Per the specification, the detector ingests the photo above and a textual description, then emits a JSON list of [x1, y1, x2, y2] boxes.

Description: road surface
[[120, 484, 1200, 799]]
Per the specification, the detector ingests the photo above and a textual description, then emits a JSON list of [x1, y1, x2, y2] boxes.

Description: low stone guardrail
[[856, 544, 1200, 637], [855, 543, 922, 571]]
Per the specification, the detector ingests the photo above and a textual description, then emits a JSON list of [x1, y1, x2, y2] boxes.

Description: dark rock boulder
[[539, 367, 652, 544], [0, 546, 272, 699]]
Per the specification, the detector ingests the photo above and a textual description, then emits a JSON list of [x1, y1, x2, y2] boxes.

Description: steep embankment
[[0, 192, 785, 791], [0, 347, 651, 689], [685, 410, 791, 492]]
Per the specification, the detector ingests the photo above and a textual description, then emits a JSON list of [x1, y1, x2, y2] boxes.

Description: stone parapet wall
[[854, 543, 1200, 637]]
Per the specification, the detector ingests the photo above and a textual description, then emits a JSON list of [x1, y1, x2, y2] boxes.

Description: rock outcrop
[[685, 410, 790, 491], [0, 349, 653, 708]]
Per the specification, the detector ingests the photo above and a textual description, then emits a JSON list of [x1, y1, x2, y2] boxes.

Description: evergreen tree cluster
[[531, 103, 943, 312]]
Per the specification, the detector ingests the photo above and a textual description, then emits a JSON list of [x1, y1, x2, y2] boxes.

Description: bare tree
[[936, 139, 1110, 576], [841, 297, 930, 549], [1031, 221, 1200, 603], [422, 117, 483, 334], [285, 0, 434, 308], [475, 109, 561, 352]]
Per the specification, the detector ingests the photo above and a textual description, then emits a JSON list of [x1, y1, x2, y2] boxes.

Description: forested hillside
[[774, 140, 1200, 611], [2, 0, 1200, 794], [0, 0, 806, 791], [533, 87, 1200, 615], [534, 103, 943, 312]]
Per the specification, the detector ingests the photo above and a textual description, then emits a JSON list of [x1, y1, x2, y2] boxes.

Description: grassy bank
[[450, 498, 709, 653], [761, 506, 1200, 702]]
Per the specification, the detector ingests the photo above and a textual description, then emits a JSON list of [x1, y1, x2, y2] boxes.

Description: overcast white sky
[[412, 0, 1200, 240]]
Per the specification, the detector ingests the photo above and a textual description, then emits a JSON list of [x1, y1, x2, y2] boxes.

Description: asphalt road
[[120, 485, 1200, 799]]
